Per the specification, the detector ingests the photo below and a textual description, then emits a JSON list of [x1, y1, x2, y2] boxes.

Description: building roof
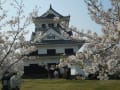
[[40, 4, 63, 18], [78, 43, 88, 52], [33, 5, 70, 20], [32, 40, 85, 45]]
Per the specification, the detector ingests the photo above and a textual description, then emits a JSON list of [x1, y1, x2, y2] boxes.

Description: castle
[[23, 5, 84, 78]]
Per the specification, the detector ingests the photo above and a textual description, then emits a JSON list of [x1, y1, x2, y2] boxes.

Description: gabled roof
[[33, 5, 70, 20], [32, 28, 68, 42], [40, 28, 66, 40], [32, 5, 70, 24], [40, 4, 63, 18]]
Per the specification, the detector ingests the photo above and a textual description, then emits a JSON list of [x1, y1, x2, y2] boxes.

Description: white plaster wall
[[38, 48, 47, 54], [36, 23, 41, 28], [73, 46, 79, 52], [38, 45, 79, 54], [71, 64, 85, 76]]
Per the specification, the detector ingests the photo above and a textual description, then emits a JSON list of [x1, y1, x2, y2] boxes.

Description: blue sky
[[2, 0, 111, 40]]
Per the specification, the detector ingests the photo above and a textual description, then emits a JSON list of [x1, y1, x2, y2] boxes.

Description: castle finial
[[50, 4, 52, 9]]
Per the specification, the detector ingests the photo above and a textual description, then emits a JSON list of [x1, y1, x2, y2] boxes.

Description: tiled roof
[[40, 5, 63, 18], [32, 40, 85, 45], [34, 16, 70, 20], [33, 5, 70, 20]]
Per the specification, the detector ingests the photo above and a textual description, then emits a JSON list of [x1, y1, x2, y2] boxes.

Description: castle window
[[42, 24, 46, 28], [47, 49, 56, 55], [65, 48, 74, 55], [48, 23, 54, 27]]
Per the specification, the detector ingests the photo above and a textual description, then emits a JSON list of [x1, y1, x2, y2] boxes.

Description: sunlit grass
[[1, 79, 120, 90], [21, 79, 120, 90]]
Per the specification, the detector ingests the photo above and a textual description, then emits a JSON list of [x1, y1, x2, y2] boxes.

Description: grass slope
[[21, 79, 120, 90], [1, 79, 120, 90]]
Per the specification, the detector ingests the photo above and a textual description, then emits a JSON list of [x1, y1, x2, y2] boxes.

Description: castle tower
[[23, 5, 84, 78]]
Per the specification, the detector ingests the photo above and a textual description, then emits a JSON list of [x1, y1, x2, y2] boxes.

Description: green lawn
[[1, 79, 120, 90]]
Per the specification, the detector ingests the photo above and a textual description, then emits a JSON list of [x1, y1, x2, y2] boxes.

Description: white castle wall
[[38, 45, 79, 54]]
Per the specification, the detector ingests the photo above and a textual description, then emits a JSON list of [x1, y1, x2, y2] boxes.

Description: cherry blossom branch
[[3, 55, 24, 75]]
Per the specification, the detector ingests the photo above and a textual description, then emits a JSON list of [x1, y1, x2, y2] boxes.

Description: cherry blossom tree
[[59, 0, 120, 80], [0, 0, 37, 79], [82, 0, 120, 80]]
